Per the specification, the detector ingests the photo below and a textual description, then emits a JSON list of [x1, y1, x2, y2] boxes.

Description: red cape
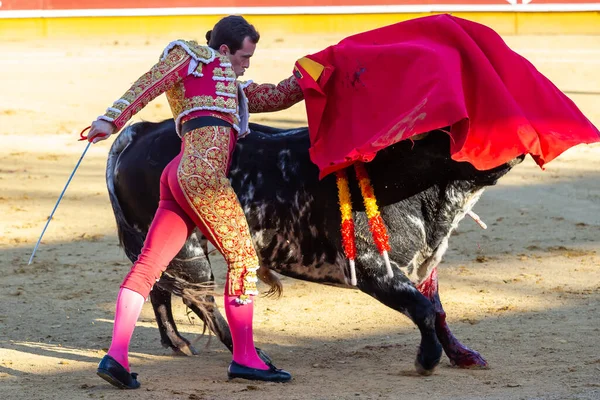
[[293, 14, 600, 179]]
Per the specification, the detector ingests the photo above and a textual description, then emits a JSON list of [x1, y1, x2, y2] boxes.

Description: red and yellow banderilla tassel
[[354, 162, 393, 279], [335, 162, 394, 285], [336, 169, 357, 285]]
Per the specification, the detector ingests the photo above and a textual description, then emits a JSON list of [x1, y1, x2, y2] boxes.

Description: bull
[[106, 119, 523, 375]]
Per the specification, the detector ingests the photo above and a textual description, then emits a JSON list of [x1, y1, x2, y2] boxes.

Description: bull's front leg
[[359, 268, 442, 375], [416, 267, 488, 368]]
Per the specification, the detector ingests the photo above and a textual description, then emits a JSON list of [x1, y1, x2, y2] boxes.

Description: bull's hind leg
[[151, 275, 236, 354], [150, 285, 199, 356], [182, 295, 273, 365], [181, 294, 233, 351], [417, 267, 488, 368], [359, 268, 442, 375]]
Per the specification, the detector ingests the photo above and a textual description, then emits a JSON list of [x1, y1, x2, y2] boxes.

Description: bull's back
[[111, 120, 180, 234]]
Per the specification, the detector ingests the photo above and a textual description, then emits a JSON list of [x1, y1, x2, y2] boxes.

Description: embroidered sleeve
[[99, 46, 192, 130], [243, 75, 304, 114]]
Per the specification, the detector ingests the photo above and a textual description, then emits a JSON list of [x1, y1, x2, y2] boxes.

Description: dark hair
[[206, 15, 260, 54]]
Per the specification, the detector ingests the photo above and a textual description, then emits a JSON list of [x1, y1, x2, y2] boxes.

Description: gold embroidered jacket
[[98, 40, 304, 136]]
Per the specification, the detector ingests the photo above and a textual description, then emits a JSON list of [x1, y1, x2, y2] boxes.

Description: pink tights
[[107, 290, 268, 371], [107, 137, 267, 371]]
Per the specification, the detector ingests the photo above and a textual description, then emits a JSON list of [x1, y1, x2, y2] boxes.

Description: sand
[[0, 31, 599, 400]]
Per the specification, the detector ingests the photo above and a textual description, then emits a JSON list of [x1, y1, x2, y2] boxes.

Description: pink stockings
[[224, 295, 268, 369], [106, 288, 144, 371], [106, 127, 267, 371], [108, 290, 268, 371]]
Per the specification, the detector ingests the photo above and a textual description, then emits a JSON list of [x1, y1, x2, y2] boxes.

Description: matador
[[91, 31, 304, 389]]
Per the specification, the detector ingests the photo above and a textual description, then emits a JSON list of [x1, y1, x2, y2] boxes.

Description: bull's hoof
[[414, 360, 435, 376], [415, 340, 442, 376], [173, 343, 199, 356], [449, 349, 489, 369], [162, 339, 199, 356]]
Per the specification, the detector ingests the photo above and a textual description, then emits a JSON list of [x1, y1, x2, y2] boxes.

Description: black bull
[[106, 119, 523, 375]]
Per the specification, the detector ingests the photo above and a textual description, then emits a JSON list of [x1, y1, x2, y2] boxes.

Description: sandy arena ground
[[0, 29, 599, 400]]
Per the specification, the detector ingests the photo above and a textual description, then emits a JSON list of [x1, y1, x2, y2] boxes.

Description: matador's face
[[221, 36, 256, 78]]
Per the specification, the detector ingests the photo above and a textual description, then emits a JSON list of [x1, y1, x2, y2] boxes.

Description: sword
[[27, 127, 101, 265]]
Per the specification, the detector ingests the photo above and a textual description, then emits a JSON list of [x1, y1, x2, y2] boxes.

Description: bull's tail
[[106, 124, 145, 263], [257, 265, 283, 298], [107, 124, 283, 297]]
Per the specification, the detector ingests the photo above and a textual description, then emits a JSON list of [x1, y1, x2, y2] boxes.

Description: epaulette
[[161, 40, 216, 64]]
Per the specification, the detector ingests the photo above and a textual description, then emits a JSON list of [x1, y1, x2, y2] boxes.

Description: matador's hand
[[88, 119, 116, 143]]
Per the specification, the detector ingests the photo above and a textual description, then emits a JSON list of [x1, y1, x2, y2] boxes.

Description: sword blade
[[28, 141, 92, 265]]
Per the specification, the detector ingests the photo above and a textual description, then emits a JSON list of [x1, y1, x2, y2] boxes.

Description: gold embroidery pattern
[[215, 81, 237, 96], [104, 109, 120, 121], [183, 40, 214, 61], [182, 95, 237, 112], [245, 75, 305, 113], [194, 62, 203, 76], [115, 74, 183, 126], [177, 126, 260, 296], [213, 67, 236, 80], [111, 101, 129, 113], [104, 47, 189, 128], [166, 83, 186, 118]]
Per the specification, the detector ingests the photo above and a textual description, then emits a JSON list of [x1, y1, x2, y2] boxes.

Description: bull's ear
[[410, 132, 430, 141], [414, 130, 452, 157]]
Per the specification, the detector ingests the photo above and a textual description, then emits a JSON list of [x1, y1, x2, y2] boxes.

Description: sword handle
[[79, 125, 110, 142], [79, 126, 92, 141]]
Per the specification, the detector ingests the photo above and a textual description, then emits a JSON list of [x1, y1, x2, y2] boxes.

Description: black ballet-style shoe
[[227, 360, 292, 382], [96, 355, 141, 389]]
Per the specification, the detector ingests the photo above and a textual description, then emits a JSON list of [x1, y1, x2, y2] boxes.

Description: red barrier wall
[[2, 0, 598, 11], [2, 0, 599, 38]]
